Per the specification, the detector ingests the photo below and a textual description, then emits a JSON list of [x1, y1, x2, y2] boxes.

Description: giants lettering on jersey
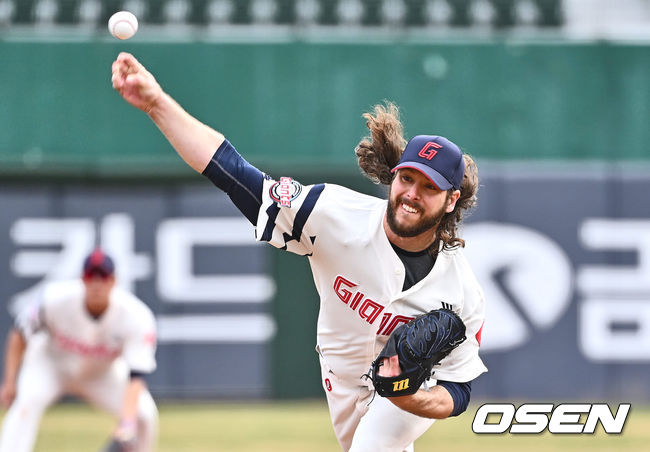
[[333, 275, 415, 336], [52, 330, 121, 359]]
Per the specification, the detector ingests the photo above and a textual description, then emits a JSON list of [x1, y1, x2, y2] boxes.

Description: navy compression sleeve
[[202, 140, 266, 225], [437, 380, 472, 417]]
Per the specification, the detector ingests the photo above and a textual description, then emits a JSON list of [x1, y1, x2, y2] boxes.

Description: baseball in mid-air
[[108, 11, 138, 40]]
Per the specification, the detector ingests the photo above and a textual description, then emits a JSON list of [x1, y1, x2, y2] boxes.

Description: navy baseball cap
[[82, 249, 115, 278], [391, 135, 465, 190]]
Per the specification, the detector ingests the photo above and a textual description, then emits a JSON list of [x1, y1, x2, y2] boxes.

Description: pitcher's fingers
[[111, 60, 131, 87], [111, 59, 124, 74], [111, 62, 129, 89], [379, 355, 402, 377], [111, 72, 123, 90], [118, 52, 146, 75], [116, 51, 136, 63], [123, 72, 152, 94]]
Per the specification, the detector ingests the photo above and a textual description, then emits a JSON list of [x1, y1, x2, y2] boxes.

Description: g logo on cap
[[417, 142, 443, 161]]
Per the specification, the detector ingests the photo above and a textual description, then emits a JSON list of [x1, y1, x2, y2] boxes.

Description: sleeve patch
[[269, 177, 303, 207]]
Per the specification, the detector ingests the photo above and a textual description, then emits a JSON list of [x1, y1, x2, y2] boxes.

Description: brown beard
[[386, 190, 448, 238]]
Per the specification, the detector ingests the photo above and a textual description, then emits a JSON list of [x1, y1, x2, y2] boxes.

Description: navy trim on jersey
[[202, 140, 265, 225], [437, 380, 472, 417], [261, 204, 281, 242], [129, 370, 149, 379], [291, 184, 325, 242]]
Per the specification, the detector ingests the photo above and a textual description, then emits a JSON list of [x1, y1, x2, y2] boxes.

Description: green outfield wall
[[2, 37, 650, 402], [1, 39, 649, 179]]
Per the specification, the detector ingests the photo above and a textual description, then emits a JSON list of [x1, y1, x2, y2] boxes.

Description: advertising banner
[[1, 166, 649, 400]]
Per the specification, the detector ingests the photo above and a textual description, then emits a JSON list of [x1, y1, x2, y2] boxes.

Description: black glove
[[100, 421, 136, 452], [370, 308, 467, 397], [100, 438, 131, 452]]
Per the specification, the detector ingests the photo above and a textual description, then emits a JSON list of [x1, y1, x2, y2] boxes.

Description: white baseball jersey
[[15, 279, 157, 377], [0, 280, 158, 452], [257, 179, 487, 385]]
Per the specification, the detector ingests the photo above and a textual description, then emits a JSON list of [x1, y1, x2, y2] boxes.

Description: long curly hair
[[355, 102, 479, 251], [355, 102, 406, 185]]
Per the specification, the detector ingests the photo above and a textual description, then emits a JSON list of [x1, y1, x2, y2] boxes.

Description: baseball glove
[[370, 308, 467, 397], [99, 438, 131, 452], [99, 433, 136, 452]]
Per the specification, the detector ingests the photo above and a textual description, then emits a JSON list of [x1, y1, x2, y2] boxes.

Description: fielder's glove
[[369, 308, 467, 397], [100, 438, 133, 452], [100, 420, 137, 452]]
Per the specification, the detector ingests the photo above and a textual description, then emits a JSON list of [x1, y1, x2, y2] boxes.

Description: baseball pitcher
[[0, 249, 158, 452], [112, 52, 487, 452]]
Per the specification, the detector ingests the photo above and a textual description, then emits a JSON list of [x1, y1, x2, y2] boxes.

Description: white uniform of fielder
[[257, 181, 487, 451], [0, 279, 158, 452]]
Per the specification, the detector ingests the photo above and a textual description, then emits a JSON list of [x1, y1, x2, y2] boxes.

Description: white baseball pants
[[319, 355, 435, 452], [0, 334, 157, 452]]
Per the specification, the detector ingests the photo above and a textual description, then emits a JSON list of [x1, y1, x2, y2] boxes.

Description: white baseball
[[108, 11, 138, 40]]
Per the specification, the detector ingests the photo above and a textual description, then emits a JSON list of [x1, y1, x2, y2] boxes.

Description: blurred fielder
[[0, 249, 158, 452], [112, 52, 486, 452]]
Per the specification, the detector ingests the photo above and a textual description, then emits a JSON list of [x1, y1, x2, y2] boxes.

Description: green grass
[[1, 401, 647, 451]]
